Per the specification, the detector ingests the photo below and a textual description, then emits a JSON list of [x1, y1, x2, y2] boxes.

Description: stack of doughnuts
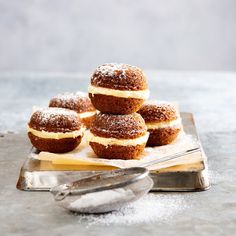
[[49, 92, 96, 128], [27, 92, 95, 153], [88, 63, 150, 159], [88, 63, 149, 114], [27, 62, 182, 157]]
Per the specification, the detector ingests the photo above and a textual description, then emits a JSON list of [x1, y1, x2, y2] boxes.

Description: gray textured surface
[[0, 72, 236, 235], [1, 0, 236, 72]]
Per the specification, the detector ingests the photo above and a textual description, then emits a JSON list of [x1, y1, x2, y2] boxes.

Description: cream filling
[[88, 85, 150, 99], [87, 131, 149, 147], [146, 118, 182, 129], [27, 125, 85, 139], [78, 111, 97, 119]]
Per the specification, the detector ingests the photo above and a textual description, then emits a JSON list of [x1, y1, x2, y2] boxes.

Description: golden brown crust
[[28, 107, 82, 132], [90, 113, 147, 139], [147, 127, 180, 146], [49, 92, 95, 113], [90, 63, 148, 91], [138, 102, 179, 123], [89, 93, 144, 114], [28, 133, 82, 153], [89, 142, 146, 160]]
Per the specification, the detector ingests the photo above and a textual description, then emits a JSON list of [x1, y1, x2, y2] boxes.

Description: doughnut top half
[[90, 113, 147, 139], [90, 63, 148, 91], [28, 107, 82, 132], [138, 102, 179, 123], [49, 92, 95, 113]]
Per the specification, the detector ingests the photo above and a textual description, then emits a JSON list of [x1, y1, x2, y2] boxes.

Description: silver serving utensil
[[50, 147, 199, 213]]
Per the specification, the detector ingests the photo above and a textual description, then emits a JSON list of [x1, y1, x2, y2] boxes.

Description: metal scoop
[[50, 147, 199, 213]]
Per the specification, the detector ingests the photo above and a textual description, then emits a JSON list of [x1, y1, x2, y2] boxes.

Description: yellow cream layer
[[88, 85, 150, 99], [87, 131, 149, 147], [146, 118, 182, 129], [79, 111, 96, 119], [27, 125, 85, 139]]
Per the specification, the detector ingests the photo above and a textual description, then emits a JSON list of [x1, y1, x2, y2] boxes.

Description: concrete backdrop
[[0, 0, 236, 72]]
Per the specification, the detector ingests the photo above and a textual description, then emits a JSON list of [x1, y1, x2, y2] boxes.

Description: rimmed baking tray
[[16, 113, 210, 192]]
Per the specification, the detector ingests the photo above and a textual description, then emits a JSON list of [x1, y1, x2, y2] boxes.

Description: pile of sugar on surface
[[69, 188, 134, 210], [75, 193, 190, 226]]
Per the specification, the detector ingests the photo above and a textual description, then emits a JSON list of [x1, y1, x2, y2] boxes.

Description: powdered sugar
[[53, 91, 87, 101], [32, 107, 79, 127], [91, 113, 147, 138], [67, 188, 135, 213], [143, 100, 174, 106], [49, 91, 95, 114], [138, 100, 180, 123], [50, 92, 88, 108], [90, 63, 147, 91], [95, 63, 135, 77], [91, 63, 144, 86], [208, 169, 230, 184], [76, 193, 190, 226]]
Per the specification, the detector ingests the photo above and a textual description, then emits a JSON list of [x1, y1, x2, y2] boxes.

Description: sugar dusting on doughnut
[[49, 91, 95, 113], [90, 63, 148, 91], [88, 112, 148, 159], [29, 107, 82, 132], [55, 91, 87, 102], [138, 101, 181, 146], [32, 107, 78, 124], [138, 102, 179, 123], [90, 113, 147, 139], [94, 63, 141, 78], [27, 107, 84, 152]]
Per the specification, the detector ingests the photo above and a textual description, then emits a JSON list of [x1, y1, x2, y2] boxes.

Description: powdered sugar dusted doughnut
[[88, 113, 149, 160], [27, 107, 85, 153], [49, 91, 96, 128], [88, 63, 149, 114], [138, 101, 182, 146]]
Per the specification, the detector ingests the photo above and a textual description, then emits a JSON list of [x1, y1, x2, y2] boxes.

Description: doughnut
[[138, 101, 182, 146], [49, 92, 96, 128], [88, 113, 149, 160], [88, 63, 149, 114], [27, 107, 85, 153]]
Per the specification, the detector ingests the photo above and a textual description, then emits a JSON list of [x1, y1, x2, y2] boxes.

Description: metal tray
[[16, 113, 210, 192]]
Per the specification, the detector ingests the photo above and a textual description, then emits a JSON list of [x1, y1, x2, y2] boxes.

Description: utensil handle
[[139, 147, 200, 168]]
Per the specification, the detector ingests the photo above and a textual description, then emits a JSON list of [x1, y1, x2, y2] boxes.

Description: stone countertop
[[0, 71, 236, 235]]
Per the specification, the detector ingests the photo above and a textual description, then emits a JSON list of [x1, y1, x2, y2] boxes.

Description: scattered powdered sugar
[[76, 193, 190, 226], [207, 169, 231, 185]]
